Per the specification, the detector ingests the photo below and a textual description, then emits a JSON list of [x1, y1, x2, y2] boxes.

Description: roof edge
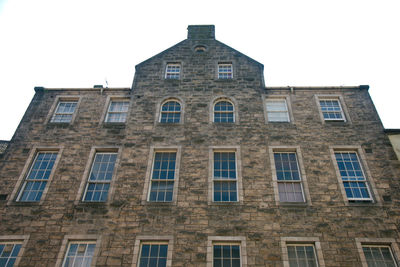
[[265, 85, 369, 90], [384, 129, 400, 134], [34, 87, 131, 92], [215, 40, 264, 69]]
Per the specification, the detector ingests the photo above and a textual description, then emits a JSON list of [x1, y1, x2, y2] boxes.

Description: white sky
[[0, 0, 399, 140]]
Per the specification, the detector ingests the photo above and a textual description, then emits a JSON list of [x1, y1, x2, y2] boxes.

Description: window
[[218, 63, 233, 79], [132, 236, 173, 267], [334, 151, 372, 201], [138, 243, 168, 267], [51, 101, 78, 123], [362, 246, 397, 267], [213, 244, 241, 267], [62, 242, 96, 267], [83, 152, 118, 202], [266, 99, 290, 122], [0, 243, 22, 267], [273, 152, 305, 202], [319, 99, 345, 121], [207, 237, 246, 267], [148, 152, 177, 202], [287, 245, 318, 267], [160, 100, 181, 123], [214, 100, 234, 123], [16, 151, 58, 202], [281, 238, 325, 267], [105, 100, 129, 123], [213, 151, 237, 202], [356, 238, 400, 267], [165, 64, 181, 79]]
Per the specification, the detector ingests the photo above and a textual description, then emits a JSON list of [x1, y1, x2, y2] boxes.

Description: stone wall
[[0, 27, 399, 266]]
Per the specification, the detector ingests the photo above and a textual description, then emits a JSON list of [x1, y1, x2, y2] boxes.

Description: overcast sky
[[0, 0, 399, 140]]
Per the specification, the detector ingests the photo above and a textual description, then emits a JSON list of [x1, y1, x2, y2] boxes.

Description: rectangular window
[[83, 152, 118, 202], [273, 152, 305, 202], [51, 101, 78, 123], [319, 99, 345, 121], [334, 151, 372, 201], [0, 243, 22, 267], [17, 152, 58, 202], [213, 243, 241, 267], [165, 64, 181, 79], [266, 99, 290, 122], [138, 243, 168, 267], [105, 100, 129, 123], [62, 242, 96, 267], [287, 245, 318, 267], [362, 246, 398, 267], [149, 152, 176, 202], [218, 64, 233, 79], [213, 151, 237, 202]]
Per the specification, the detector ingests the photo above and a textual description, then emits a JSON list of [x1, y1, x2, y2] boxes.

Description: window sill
[[347, 200, 376, 207], [46, 122, 73, 128], [142, 201, 175, 206], [8, 201, 41, 207], [208, 201, 241, 206], [102, 122, 126, 128], [215, 78, 234, 82], [278, 202, 309, 208]]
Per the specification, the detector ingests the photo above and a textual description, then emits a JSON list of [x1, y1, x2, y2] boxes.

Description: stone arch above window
[[211, 97, 238, 123], [159, 98, 183, 123]]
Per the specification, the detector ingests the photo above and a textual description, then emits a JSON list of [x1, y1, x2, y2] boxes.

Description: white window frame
[[131, 236, 174, 267], [269, 146, 312, 205], [315, 95, 350, 123], [8, 146, 63, 205], [208, 146, 243, 204], [55, 235, 101, 267], [207, 236, 247, 267], [46, 95, 81, 125], [281, 237, 326, 267], [0, 235, 30, 267], [100, 95, 130, 124], [142, 146, 181, 204], [210, 96, 239, 124], [159, 99, 182, 123], [75, 147, 121, 205], [217, 63, 233, 79], [329, 146, 380, 205], [262, 95, 293, 123], [165, 63, 181, 79], [155, 97, 185, 125], [355, 238, 400, 267]]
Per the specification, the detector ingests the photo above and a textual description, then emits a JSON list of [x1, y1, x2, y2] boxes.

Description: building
[[1, 25, 400, 267], [385, 129, 400, 161]]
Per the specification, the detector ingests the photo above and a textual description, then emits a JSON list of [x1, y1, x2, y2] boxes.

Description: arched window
[[214, 100, 234, 123], [160, 100, 181, 123]]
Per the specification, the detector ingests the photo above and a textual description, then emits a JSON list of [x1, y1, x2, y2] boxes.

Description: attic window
[[194, 45, 207, 53]]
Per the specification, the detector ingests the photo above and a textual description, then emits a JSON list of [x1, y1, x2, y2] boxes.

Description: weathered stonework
[[1, 25, 400, 266]]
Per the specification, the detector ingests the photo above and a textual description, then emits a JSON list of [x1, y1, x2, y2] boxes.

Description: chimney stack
[[187, 25, 215, 40]]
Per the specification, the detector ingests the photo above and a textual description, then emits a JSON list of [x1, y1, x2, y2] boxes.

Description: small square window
[[105, 100, 129, 123], [266, 99, 290, 122], [51, 101, 78, 123], [83, 152, 118, 202], [213, 244, 241, 267], [16, 152, 58, 202], [319, 99, 345, 121], [287, 245, 319, 267], [218, 64, 233, 79], [362, 246, 397, 266], [0, 243, 22, 267], [165, 64, 181, 79], [138, 243, 169, 267], [62, 242, 96, 267]]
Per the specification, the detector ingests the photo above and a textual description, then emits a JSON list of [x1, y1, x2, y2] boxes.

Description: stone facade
[[1, 25, 400, 266]]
